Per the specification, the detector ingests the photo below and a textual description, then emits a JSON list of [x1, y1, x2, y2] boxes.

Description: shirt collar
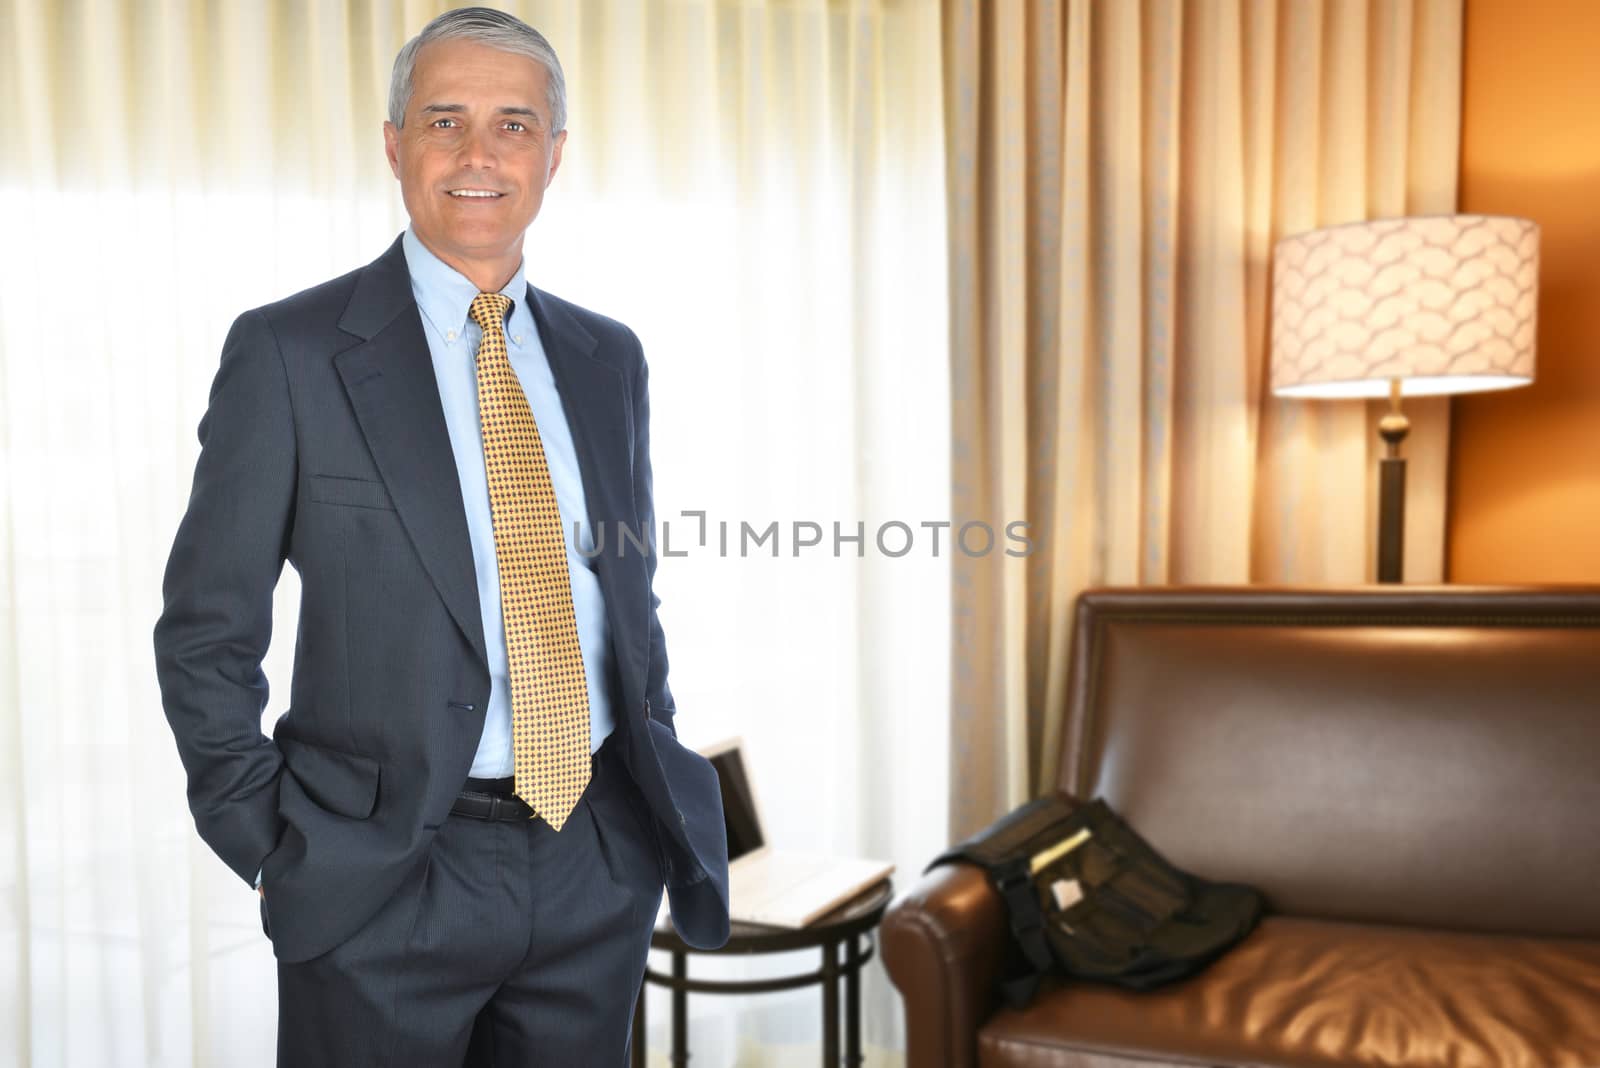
[[401, 225, 530, 340]]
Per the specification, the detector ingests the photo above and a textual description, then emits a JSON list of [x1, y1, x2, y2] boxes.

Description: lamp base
[[1377, 455, 1405, 583]]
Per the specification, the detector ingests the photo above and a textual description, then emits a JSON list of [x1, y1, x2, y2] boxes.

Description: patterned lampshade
[[1271, 214, 1539, 399]]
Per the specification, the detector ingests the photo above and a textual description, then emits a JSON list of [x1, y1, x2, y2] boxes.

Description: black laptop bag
[[926, 795, 1265, 1008]]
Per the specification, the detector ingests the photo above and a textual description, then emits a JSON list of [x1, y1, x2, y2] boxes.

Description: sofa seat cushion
[[977, 916, 1600, 1068]]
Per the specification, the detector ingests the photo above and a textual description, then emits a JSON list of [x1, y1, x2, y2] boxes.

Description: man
[[152, 8, 728, 1064]]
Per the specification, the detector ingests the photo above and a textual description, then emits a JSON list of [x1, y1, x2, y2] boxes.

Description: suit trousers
[[271, 730, 664, 1067]]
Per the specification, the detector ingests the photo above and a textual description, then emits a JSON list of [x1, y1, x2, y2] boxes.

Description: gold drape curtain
[[945, 0, 1465, 836]]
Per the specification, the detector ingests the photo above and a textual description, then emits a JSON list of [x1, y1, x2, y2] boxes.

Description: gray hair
[[388, 7, 567, 134]]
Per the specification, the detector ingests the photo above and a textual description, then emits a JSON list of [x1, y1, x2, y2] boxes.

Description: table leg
[[822, 939, 840, 1066], [631, 974, 646, 1068], [672, 950, 689, 1067], [845, 933, 862, 1065]]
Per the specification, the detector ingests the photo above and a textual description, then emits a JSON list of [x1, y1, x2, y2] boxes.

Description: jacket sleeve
[[628, 333, 678, 738], [153, 308, 294, 888]]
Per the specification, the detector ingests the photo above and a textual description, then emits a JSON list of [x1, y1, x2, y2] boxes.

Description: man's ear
[[383, 121, 402, 180], [545, 129, 567, 188]]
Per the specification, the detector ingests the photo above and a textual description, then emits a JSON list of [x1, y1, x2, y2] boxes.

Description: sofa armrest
[[881, 861, 1006, 1068]]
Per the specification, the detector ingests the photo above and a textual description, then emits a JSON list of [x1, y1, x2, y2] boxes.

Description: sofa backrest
[[1055, 587, 1600, 939]]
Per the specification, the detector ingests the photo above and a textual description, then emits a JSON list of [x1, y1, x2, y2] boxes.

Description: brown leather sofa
[[883, 588, 1600, 1068]]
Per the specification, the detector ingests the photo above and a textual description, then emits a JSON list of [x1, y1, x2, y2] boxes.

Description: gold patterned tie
[[468, 291, 591, 832]]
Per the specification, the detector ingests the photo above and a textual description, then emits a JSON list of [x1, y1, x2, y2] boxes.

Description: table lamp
[[1270, 214, 1539, 582]]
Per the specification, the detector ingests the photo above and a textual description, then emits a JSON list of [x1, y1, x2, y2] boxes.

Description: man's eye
[[431, 118, 458, 128], [505, 122, 526, 133]]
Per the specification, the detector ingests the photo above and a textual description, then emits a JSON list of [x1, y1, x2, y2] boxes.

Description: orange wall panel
[[1450, 0, 1600, 580]]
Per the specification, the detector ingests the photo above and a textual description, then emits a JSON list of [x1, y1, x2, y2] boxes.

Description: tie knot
[[469, 292, 513, 333]]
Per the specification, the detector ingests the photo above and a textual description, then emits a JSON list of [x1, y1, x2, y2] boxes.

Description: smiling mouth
[[448, 189, 504, 198]]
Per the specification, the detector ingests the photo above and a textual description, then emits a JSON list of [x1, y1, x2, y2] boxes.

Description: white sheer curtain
[[0, 2, 948, 1065]]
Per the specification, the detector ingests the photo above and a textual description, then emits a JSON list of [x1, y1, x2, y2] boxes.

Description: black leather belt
[[450, 789, 536, 821], [450, 743, 609, 822]]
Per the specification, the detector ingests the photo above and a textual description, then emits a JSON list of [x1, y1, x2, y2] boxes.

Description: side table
[[631, 878, 894, 1067]]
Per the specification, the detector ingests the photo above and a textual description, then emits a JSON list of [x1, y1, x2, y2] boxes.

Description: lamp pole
[[1376, 377, 1409, 584]]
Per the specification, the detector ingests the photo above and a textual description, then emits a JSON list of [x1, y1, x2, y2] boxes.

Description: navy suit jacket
[[154, 233, 730, 961]]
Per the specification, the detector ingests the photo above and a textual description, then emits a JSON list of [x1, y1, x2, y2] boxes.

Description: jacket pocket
[[279, 735, 381, 819], [307, 474, 395, 511]]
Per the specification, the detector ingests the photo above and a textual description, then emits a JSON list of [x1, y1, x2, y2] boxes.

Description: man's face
[[383, 38, 566, 269]]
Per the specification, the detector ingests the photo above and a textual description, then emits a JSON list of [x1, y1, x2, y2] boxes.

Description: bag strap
[[992, 859, 1054, 973], [991, 857, 1056, 1007], [923, 795, 1089, 1008]]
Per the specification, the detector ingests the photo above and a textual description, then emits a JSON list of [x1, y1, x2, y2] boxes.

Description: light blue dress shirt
[[401, 226, 616, 774]]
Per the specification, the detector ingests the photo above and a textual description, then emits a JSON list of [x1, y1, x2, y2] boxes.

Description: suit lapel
[[333, 236, 489, 670], [527, 284, 649, 705]]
